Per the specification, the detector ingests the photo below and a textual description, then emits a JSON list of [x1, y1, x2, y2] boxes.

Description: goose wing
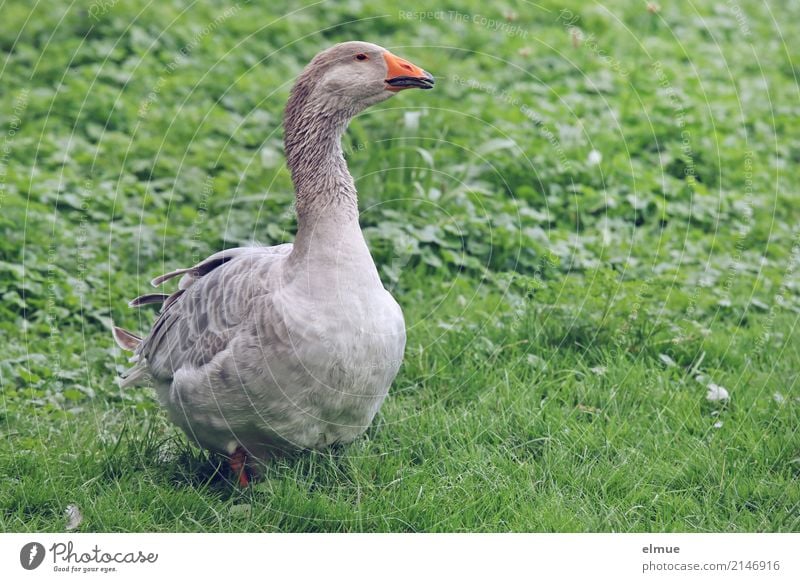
[[115, 244, 292, 386]]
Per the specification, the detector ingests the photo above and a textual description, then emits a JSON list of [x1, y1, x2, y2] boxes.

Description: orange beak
[[383, 51, 435, 91]]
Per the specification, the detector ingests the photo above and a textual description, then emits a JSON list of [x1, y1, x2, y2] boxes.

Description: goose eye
[[355, 53, 368, 61]]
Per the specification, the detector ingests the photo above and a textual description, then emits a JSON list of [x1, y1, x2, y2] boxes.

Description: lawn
[[1, 0, 798, 532]]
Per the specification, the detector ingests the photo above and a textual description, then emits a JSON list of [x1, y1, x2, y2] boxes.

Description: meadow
[[0, 0, 798, 531]]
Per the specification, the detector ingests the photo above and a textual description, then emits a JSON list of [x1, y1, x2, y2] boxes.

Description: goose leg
[[229, 446, 250, 487]]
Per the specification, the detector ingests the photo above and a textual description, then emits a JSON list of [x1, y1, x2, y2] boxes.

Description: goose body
[[114, 42, 434, 466]]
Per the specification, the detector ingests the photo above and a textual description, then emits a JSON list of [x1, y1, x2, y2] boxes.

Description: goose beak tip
[[383, 51, 434, 91]]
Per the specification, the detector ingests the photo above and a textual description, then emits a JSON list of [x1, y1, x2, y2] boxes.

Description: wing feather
[[121, 244, 292, 384], [128, 293, 170, 308]]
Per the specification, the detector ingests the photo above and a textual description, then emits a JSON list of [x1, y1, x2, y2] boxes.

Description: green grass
[[1, 0, 799, 531]]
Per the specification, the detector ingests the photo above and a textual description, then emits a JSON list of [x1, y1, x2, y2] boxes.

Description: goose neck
[[284, 99, 360, 225]]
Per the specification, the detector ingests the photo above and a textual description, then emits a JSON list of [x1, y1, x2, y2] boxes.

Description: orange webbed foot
[[229, 447, 250, 488]]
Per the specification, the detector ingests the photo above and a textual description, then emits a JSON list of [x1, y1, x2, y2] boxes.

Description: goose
[[113, 41, 434, 486]]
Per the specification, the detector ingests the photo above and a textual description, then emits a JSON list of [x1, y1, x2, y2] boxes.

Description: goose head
[[284, 41, 434, 218], [286, 41, 434, 120]]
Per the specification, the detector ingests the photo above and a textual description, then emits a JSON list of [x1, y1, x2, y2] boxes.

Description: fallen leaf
[[658, 353, 677, 367], [706, 383, 730, 402], [65, 504, 82, 530]]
